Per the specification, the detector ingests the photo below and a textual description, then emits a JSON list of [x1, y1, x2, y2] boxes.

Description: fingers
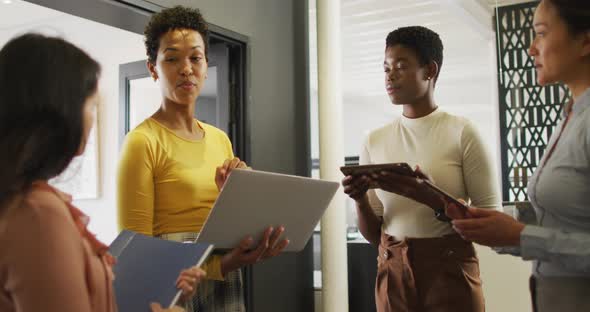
[[267, 226, 284, 249], [375, 171, 416, 184], [177, 280, 194, 297], [242, 227, 273, 264], [222, 158, 231, 169], [221, 236, 254, 275], [342, 174, 368, 187], [454, 228, 479, 240], [264, 238, 289, 259], [465, 206, 494, 218], [224, 227, 290, 272], [229, 157, 240, 169], [251, 227, 273, 260], [230, 228, 271, 267], [216, 158, 249, 190], [227, 157, 247, 170], [215, 166, 227, 181], [452, 217, 491, 231], [150, 303, 185, 312], [215, 165, 228, 191], [176, 267, 206, 298], [262, 226, 288, 259], [150, 303, 163, 312], [237, 235, 255, 252], [445, 203, 466, 220], [176, 267, 206, 285], [224, 157, 249, 175], [342, 175, 370, 200], [371, 172, 414, 196], [413, 165, 428, 180], [236, 159, 248, 169]]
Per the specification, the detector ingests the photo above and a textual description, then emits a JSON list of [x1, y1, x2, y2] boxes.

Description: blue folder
[[109, 230, 213, 312]]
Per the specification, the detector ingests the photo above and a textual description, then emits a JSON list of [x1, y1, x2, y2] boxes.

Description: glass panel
[[129, 77, 161, 130], [195, 66, 218, 125]]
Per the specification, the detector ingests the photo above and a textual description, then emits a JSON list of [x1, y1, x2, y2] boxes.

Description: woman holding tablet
[[342, 26, 500, 312]]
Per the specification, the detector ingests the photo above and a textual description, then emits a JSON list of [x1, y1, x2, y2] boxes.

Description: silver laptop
[[196, 169, 339, 252]]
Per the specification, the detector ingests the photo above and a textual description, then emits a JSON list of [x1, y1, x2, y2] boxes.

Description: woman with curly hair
[[117, 6, 288, 311]]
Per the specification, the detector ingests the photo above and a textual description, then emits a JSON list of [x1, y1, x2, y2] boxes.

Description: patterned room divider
[[496, 2, 570, 201]]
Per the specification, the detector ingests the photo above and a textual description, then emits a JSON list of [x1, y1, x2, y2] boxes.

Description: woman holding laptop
[[117, 6, 288, 311]]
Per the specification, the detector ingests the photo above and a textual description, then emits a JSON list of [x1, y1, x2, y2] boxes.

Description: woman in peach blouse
[[0, 33, 201, 312]]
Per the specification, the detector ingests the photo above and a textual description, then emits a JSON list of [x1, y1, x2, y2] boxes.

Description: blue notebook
[[109, 230, 214, 311]]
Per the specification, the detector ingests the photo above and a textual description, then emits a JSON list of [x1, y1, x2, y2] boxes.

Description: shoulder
[[22, 187, 72, 222], [200, 121, 230, 140], [365, 120, 398, 145], [0, 187, 78, 249], [122, 120, 159, 152], [435, 111, 479, 138], [437, 111, 471, 127], [128, 119, 158, 141], [200, 121, 232, 146]]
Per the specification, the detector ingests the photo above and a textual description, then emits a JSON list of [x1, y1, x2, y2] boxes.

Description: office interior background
[[0, 0, 554, 311]]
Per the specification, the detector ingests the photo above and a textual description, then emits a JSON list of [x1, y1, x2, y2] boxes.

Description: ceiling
[[0, 0, 64, 31], [0, 0, 534, 100]]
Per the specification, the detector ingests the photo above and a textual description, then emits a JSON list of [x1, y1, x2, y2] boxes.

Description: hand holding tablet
[[340, 163, 470, 221]]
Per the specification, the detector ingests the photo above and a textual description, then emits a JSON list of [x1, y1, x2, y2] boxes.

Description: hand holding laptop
[[215, 157, 250, 191], [196, 169, 339, 252], [213, 160, 291, 274], [220, 226, 290, 276]]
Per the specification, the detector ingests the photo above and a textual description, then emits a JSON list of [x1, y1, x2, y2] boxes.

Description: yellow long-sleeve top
[[117, 118, 233, 281]]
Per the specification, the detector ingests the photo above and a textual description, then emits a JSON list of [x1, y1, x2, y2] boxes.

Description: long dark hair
[[546, 0, 590, 35], [0, 33, 101, 205]]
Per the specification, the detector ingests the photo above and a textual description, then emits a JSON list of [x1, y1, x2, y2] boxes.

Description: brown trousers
[[375, 233, 484, 312]]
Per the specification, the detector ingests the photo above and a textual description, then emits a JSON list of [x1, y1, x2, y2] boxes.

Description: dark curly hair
[[546, 0, 590, 35], [386, 26, 443, 81], [0, 33, 100, 205], [144, 6, 209, 64]]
